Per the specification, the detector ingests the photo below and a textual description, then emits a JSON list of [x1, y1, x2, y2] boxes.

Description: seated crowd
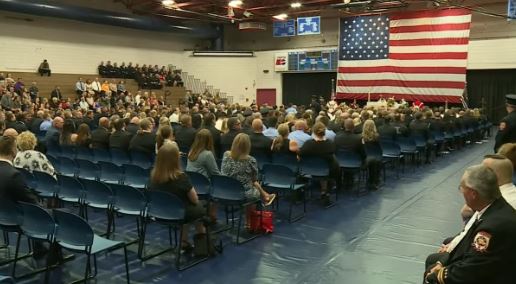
[[1, 71, 508, 281], [97, 61, 183, 89]]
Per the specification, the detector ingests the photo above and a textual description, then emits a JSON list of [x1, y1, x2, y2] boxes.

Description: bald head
[[53, 117, 64, 129], [130, 116, 140, 125], [99, 117, 110, 129], [343, 118, 355, 131], [3, 128, 18, 138], [483, 155, 514, 185], [252, 119, 263, 133]]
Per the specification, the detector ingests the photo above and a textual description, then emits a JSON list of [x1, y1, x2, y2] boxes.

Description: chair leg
[[137, 220, 147, 258], [175, 226, 183, 270], [123, 245, 130, 284], [10, 233, 22, 277]]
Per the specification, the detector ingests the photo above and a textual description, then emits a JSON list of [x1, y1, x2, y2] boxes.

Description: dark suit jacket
[[249, 132, 272, 156], [334, 130, 365, 158], [30, 118, 44, 133], [426, 198, 516, 284], [409, 119, 430, 142], [129, 132, 156, 154], [377, 123, 397, 141], [126, 123, 139, 136], [220, 130, 241, 154], [175, 126, 196, 150], [0, 161, 38, 204], [44, 126, 60, 148], [109, 130, 133, 151], [91, 127, 111, 149]]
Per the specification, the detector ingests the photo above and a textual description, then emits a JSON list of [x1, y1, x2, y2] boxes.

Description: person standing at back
[[494, 94, 516, 152]]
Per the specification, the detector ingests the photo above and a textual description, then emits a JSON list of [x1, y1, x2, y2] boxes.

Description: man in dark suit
[[129, 118, 156, 154], [109, 118, 132, 151], [249, 119, 272, 157], [91, 117, 111, 149], [0, 136, 38, 204], [44, 116, 63, 148], [409, 111, 432, 163], [335, 118, 364, 156], [377, 114, 397, 141], [220, 117, 242, 156], [175, 114, 196, 151], [494, 94, 516, 152], [126, 116, 140, 136], [31, 110, 44, 133], [424, 164, 516, 284]]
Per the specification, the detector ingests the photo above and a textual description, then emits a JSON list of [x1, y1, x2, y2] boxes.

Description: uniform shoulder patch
[[499, 122, 506, 131], [472, 231, 491, 253]]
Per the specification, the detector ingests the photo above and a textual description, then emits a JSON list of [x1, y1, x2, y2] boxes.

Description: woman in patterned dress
[[14, 131, 56, 178]]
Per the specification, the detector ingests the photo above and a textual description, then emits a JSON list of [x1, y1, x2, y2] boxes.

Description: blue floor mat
[[1, 138, 494, 284]]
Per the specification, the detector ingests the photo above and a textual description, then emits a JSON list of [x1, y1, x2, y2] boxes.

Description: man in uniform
[[423, 164, 516, 284], [494, 94, 516, 152]]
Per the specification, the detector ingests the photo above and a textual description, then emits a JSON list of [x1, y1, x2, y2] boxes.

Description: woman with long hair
[[187, 129, 220, 223], [155, 124, 176, 152], [75, 123, 92, 148], [59, 120, 76, 146], [221, 133, 275, 204], [361, 119, 382, 190], [150, 143, 206, 250], [271, 123, 298, 153]]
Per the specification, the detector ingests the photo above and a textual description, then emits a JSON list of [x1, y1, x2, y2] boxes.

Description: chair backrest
[[262, 164, 297, 186], [76, 147, 93, 160], [98, 161, 123, 182], [33, 171, 59, 195], [271, 153, 299, 173], [53, 209, 94, 247], [146, 191, 185, 221], [130, 151, 153, 169], [299, 156, 330, 177], [57, 175, 84, 199], [396, 136, 417, 151], [58, 157, 77, 176], [46, 155, 59, 170], [17, 168, 37, 189], [0, 275, 15, 284], [79, 178, 114, 205], [93, 148, 112, 163], [123, 164, 150, 188], [335, 150, 363, 168], [18, 202, 55, 240], [110, 184, 146, 212], [380, 140, 401, 156], [76, 159, 100, 180], [252, 151, 271, 171], [60, 145, 77, 159], [110, 148, 131, 166], [186, 171, 211, 196], [211, 175, 246, 201], [0, 200, 21, 227]]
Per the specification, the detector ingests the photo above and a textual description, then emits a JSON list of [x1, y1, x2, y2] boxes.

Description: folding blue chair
[[57, 175, 84, 209], [17, 168, 37, 190], [75, 159, 100, 181], [78, 179, 115, 237], [123, 165, 149, 189], [251, 151, 270, 172], [76, 147, 93, 161], [262, 164, 305, 222], [110, 184, 146, 243], [335, 150, 365, 194], [211, 175, 260, 244], [271, 153, 299, 173], [98, 161, 123, 184], [60, 145, 76, 160], [12, 202, 57, 280], [138, 191, 209, 270], [130, 151, 153, 169], [299, 156, 336, 203], [46, 155, 59, 172], [110, 148, 131, 167], [46, 144, 61, 158], [396, 136, 419, 168], [93, 148, 112, 163], [53, 210, 130, 284], [33, 171, 59, 199], [57, 157, 77, 177], [364, 142, 388, 183], [0, 200, 24, 267], [380, 140, 404, 178], [186, 171, 211, 200]]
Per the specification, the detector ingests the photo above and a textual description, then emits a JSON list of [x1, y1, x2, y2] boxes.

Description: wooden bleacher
[[2, 72, 186, 107]]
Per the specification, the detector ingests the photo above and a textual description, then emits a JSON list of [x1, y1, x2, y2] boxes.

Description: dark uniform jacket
[[427, 197, 516, 284], [109, 130, 133, 151], [494, 111, 516, 152], [91, 127, 111, 149], [0, 161, 38, 204]]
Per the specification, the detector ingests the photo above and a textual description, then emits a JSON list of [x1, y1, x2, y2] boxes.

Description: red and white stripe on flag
[[336, 8, 471, 103]]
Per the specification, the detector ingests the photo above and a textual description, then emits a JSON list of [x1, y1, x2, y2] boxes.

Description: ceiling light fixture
[[291, 2, 302, 8], [343, 0, 351, 4], [161, 0, 175, 6], [273, 13, 288, 20], [228, 0, 243, 8]]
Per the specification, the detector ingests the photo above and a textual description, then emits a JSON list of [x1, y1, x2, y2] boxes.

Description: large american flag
[[336, 9, 472, 103]]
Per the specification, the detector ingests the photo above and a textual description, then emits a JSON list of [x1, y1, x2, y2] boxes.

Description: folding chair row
[[47, 147, 155, 169]]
